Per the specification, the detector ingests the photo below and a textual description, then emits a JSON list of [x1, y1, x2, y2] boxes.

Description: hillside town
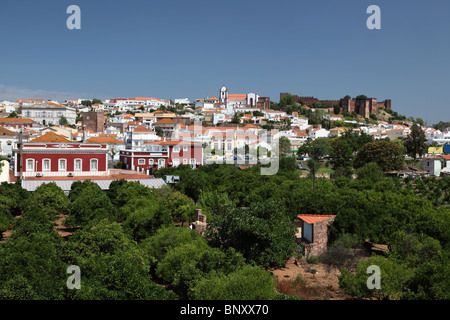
[[0, 86, 449, 189]]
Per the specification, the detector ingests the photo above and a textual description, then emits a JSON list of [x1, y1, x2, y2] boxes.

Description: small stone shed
[[296, 214, 336, 257]]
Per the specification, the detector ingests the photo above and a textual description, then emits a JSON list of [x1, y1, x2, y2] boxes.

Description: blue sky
[[0, 0, 449, 125]]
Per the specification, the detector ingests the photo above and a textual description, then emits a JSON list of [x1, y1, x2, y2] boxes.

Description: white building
[[219, 86, 261, 114], [21, 103, 77, 126], [308, 128, 329, 139], [175, 98, 191, 105]]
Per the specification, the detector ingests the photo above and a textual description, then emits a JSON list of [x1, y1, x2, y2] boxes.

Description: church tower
[[219, 85, 228, 109]]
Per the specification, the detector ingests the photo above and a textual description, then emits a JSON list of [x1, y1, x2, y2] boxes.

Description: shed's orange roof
[[297, 214, 336, 224]]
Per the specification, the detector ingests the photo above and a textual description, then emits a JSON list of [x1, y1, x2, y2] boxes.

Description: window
[[173, 146, 180, 153], [148, 159, 154, 166], [138, 158, 146, 165], [190, 159, 196, 168], [90, 159, 98, 171], [183, 146, 188, 152], [59, 159, 67, 171], [43, 159, 50, 171], [74, 159, 82, 171], [183, 158, 188, 165], [172, 158, 180, 167], [26, 159, 34, 172]]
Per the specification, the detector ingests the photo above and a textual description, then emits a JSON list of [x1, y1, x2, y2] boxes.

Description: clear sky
[[0, 0, 449, 125]]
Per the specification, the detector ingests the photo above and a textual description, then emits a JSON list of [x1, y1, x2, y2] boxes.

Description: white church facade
[[219, 86, 261, 114]]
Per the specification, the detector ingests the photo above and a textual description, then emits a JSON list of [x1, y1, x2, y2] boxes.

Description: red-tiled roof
[[133, 125, 154, 133], [0, 126, 17, 136], [228, 94, 247, 100], [87, 137, 123, 144], [0, 118, 35, 123], [156, 118, 176, 124], [144, 139, 202, 146], [30, 132, 70, 143], [297, 214, 336, 224]]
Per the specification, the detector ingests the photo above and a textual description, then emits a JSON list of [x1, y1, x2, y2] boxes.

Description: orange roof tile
[[156, 118, 176, 124], [144, 139, 202, 146], [30, 132, 70, 143], [228, 94, 247, 100], [0, 118, 35, 123], [133, 125, 155, 133], [87, 137, 123, 144], [0, 126, 17, 136], [297, 214, 336, 224]]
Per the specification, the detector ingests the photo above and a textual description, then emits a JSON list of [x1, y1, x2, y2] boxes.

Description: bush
[[190, 265, 279, 300]]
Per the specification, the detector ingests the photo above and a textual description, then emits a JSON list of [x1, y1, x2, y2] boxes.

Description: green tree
[[81, 100, 92, 107], [191, 265, 279, 300], [355, 95, 368, 100], [356, 162, 385, 183], [339, 255, 414, 300], [404, 123, 427, 160], [63, 219, 176, 300], [278, 94, 296, 109], [206, 199, 297, 268], [329, 137, 354, 174], [278, 136, 292, 156], [0, 209, 67, 300], [354, 140, 405, 171], [121, 197, 173, 242], [65, 182, 116, 227], [31, 182, 70, 220], [155, 126, 163, 137], [59, 116, 69, 126]]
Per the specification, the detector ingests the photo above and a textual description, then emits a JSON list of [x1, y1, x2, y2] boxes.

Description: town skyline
[[1, 0, 449, 125]]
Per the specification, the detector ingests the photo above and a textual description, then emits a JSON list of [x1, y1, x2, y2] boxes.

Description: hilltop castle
[[280, 93, 391, 118]]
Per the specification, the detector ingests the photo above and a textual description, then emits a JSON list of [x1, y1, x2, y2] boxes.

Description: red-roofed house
[[125, 125, 160, 149], [422, 155, 450, 176], [14, 132, 109, 179], [120, 139, 203, 173]]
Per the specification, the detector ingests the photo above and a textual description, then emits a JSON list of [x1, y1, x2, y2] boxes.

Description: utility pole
[[18, 128, 23, 181]]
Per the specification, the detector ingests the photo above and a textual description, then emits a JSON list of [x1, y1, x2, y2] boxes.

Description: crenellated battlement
[[281, 92, 391, 118]]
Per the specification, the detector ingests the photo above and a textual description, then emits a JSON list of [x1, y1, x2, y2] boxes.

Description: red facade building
[[14, 132, 109, 179], [119, 139, 203, 174]]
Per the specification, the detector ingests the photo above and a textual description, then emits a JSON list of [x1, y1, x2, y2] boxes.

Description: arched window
[[90, 159, 98, 171], [26, 159, 34, 172], [74, 159, 82, 171], [43, 159, 51, 171], [59, 159, 67, 171]]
